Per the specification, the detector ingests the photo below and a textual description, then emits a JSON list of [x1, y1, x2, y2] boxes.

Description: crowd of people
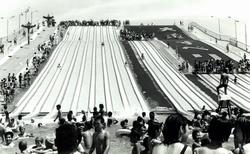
[[193, 55, 250, 75], [1, 103, 250, 154], [120, 28, 155, 41], [0, 34, 56, 104], [193, 59, 236, 74], [59, 19, 121, 28], [238, 54, 250, 73]]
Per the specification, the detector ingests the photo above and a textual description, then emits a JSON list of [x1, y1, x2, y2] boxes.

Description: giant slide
[[129, 40, 218, 115], [11, 26, 149, 120]]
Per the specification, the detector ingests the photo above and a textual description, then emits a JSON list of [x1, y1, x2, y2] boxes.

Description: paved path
[[0, 26, 56, 79]]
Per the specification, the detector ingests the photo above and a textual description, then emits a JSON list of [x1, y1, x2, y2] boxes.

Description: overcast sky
[[0, 0, 249, 22]]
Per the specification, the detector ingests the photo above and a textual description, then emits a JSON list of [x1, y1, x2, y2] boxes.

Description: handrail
[[189, 22, 250, 52]]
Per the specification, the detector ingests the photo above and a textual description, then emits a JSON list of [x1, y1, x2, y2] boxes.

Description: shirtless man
[[89, 116, 110, 154], [80, 121, 92, 153], [217, 69, 229, 95]]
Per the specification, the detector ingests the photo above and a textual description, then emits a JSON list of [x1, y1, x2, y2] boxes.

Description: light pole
[[31, 10, 38, 24], [228, 16, 239, 41], [211, 16, 221, 39], [24, 7, 30, 23], [0, 17, 4, 37], [22, 22, 36, 45], [7, 16, 15, 42], [245, 23, 248, 51], [19, 12, 24, 34]]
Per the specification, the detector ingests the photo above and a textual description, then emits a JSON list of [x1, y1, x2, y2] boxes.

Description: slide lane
[[100, 26, 113, 112], [112, 27, 149, 112], [199, 74, 250, 111], [56, 27, 88, 113], [130, 41, 192, 115], [87, 26, 97, 112], [71, 26, 91, 113], [108, 27, 146, 113], [138, 41, 202, 110], [236, 74, 250, 91], [147, 41, 217, 110], [79, 27, 95, 112], [106, 26, 131, 113], [10, 27, 77, 117], [13, 27, 73, 108], [41, 26, 85, 118], [53, 27, 87, 112], [210, 74, 250, 99], [23, 27, 84, 118], [94, 26, 106, 110], [103, 27, 125, 113]]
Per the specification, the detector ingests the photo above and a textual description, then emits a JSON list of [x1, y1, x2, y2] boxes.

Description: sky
[[0, 0, 250, 44], [0, 0, 249, 21]]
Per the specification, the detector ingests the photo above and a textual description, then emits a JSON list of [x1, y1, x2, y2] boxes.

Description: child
[[89, 116, 110, 154], [54, 104, 62, 122], [80, 121, 93, 153], [107, 111, 118, 127]]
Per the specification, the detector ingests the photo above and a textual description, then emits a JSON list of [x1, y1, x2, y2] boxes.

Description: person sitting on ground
[[194, 117, 233, 154], [89, 116, 110, 154], [55, 123, 84, 154], [107, 111, 118, 127], [152, 113, 192, 154], [233, 116, 250, 154], [0, 129, 15, 148]]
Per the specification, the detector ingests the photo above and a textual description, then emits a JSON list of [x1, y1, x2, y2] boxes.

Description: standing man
[[89, 116, 110, 154], [217, 69, 229, 95]]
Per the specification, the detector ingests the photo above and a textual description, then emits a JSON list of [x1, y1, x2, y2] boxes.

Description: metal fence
[[189, 22, 250, 52]]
